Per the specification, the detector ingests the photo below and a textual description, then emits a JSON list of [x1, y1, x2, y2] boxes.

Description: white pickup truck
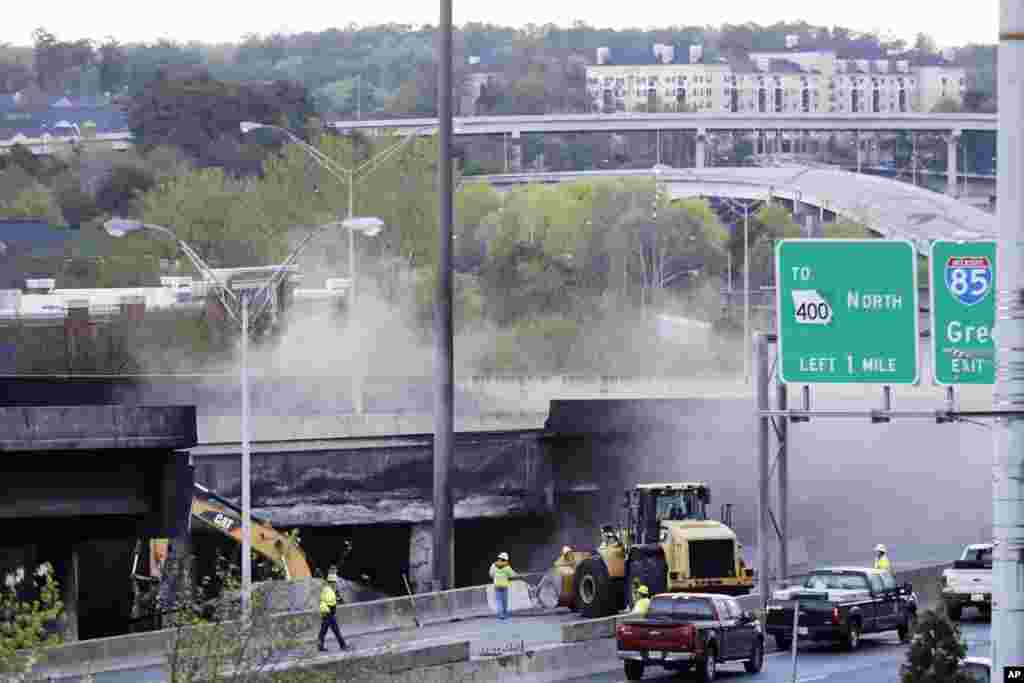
[[941, 543, 992, 620]]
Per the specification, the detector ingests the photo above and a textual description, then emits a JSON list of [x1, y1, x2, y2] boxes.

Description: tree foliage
[[0, 562, 63, 682], [899, 609, 974, 683]]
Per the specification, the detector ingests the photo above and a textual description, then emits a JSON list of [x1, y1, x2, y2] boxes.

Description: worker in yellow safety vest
[[632, 585, 651, 616], [874, 544, 892, 572], [489, 552, 518, 620], [318, 568, 347, 652]]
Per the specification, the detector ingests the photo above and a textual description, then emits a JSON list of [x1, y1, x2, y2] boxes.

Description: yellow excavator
[[545, 482, 754, 618], [137, 482, 312, 581]]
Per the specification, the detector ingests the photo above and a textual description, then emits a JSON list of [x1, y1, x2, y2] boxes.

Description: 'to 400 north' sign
[[930, 240, 997, 385], [775, 240, 920, 384]]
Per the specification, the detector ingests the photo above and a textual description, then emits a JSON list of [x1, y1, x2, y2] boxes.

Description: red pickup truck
[[615, 593, 765, 681]]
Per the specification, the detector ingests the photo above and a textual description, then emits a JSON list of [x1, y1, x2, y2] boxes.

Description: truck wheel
[[625, 548, 667, 608], [696, 645, 717, 682], [623, 660, 644, 681], [946, 604, 962, 621], [574, 557, 615, 619], [843, 621, 861, 651], [744, 638, 764, 673], [775, 635, 791, 651]]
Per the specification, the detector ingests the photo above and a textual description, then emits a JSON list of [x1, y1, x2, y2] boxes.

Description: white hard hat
[[562, 546, 572, 555], [875, 544, 887, 553], [498, 552, 509, 560]]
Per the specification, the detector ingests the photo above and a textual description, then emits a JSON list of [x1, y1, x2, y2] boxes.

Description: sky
[[0, 0, 999, 48]]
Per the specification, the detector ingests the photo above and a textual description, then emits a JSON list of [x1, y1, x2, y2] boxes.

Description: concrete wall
[[32, 579, 534, 678]]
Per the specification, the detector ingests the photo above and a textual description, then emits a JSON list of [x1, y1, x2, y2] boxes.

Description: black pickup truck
[[765, 567, 917, 650]]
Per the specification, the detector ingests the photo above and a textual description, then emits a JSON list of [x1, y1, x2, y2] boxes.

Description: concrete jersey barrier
[[33, 578, 534, 676]]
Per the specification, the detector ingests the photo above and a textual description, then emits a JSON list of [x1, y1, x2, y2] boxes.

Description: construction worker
[[318, 568, 347, 652], [489, 552, 517, 620], [632, 585, 651, 616], [874, 544, 892, 572]]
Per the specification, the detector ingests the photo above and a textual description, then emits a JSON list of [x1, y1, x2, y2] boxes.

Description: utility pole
[[433, 0, 455, 593], [756, 332, 773, 612], [240, 294, 251, 620], [993, 0, 1024, 670]]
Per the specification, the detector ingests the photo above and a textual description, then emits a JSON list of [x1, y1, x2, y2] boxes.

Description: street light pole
[[433, 0, 455, 593], [239, 293, 251, 620], [744, 203, 751, 385], [348, 172, 356, 310]]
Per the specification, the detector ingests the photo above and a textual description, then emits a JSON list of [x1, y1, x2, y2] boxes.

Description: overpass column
[[855, 132, 863, 173], [509, 130, 522, 172], [946, 129, 962, 196], [408, 523, 433, 593], [695, 128, 707, 169]]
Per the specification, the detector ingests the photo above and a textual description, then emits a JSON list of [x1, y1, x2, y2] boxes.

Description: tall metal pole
[[347, 172, 364, 416], [433, 0, 455, 593], [348, 173, 356, 310], [756, 333, 772, 612], [240, 295, 251, 620], [744, 205, 751, 384], [777, 381, 788, 582], [993, 1, 1024, 669]]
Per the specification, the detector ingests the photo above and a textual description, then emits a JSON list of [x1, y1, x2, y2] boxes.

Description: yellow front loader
[[549, 482, 754, 618]]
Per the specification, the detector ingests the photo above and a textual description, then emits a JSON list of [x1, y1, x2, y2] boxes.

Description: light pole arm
[[136, 222, 240, 322], [248, 222, 338, 321]]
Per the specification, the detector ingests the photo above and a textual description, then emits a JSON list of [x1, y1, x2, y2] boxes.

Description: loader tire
[[574, 557, 616, 618], [625, 546, 668, 609]]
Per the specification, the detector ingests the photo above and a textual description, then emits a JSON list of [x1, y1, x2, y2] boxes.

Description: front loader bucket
[[553, 549, 594, 609]]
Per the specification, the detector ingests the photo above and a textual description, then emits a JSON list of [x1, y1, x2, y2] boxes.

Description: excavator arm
[[189, 483, 312, 579], [145, 483, 312, 580]]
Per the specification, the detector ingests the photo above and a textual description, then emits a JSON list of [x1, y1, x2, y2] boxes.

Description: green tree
[[138, 167, 287, 270], [0, 185, 65, 225], [931, 97, 963, 113], [824, 219, 874, 239], [899, 609, 974, 683], [914, 33, 938, 55], [0, 562, 63, 681]]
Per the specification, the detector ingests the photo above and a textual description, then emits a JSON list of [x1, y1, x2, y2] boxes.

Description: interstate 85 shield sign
[[944, 255, 992, 306], [930, 240, 997, 385]]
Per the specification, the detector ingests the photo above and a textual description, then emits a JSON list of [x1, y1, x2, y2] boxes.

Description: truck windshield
[[963, 548, 993, 566], [649, 596, 715, 620], [655, 491, 706, 521], [801, 572, 870, 591]]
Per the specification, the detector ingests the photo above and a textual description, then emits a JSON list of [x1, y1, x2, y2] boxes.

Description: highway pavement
[[42, 560, 962, 682], [557, 613, 992, 683]]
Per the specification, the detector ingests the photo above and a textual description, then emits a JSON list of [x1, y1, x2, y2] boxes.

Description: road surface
[[557, 615, 991, 683]]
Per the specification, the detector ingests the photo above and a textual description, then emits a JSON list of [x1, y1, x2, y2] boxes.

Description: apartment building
[[586, 43, 967, 115]]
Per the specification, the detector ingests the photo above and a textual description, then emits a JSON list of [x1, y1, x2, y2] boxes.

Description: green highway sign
[[775, 239, 919, 384], [929, 240, 996, 385]]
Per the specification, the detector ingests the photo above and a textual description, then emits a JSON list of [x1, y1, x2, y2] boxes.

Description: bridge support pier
[[695, 129, 707, 169], [946, 130, 961, 197], [60, 548, 80, 641], [410, 522, 452, 593]]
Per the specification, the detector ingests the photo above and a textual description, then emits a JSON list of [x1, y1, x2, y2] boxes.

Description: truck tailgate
[[946, 569, 991, 594], [618, 621, 695, 651]]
